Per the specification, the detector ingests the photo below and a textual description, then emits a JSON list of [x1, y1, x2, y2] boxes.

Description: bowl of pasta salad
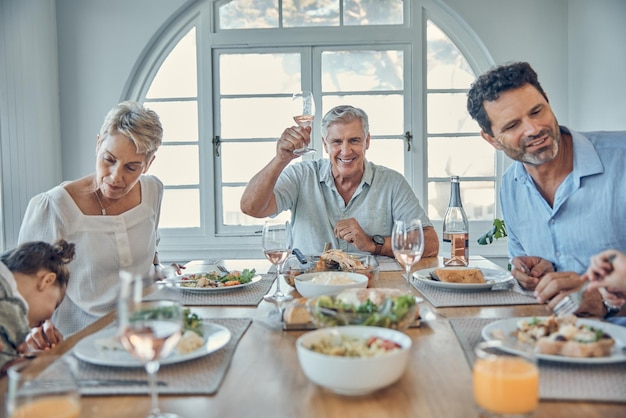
[[296, 326, 411, 395]]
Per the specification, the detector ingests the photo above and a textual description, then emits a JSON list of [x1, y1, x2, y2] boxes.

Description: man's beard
[[498, 121, 560, 165]]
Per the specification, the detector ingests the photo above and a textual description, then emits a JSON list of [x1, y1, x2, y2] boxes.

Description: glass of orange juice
[[473, 340, 539, 417], [6, 355, 81, 418]]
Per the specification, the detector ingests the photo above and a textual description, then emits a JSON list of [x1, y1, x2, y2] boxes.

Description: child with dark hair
[[0, 239, 75, 374]]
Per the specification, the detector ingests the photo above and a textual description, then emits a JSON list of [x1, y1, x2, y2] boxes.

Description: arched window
[[125, 0, 501, 259]]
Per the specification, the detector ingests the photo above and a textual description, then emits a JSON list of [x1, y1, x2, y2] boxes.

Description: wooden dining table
[[2, 256, 625, 418]]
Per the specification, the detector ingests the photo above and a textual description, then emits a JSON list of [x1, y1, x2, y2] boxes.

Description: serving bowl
[[306, 290, 418, 330], [294, 271, 368, 298], [351, 255, 380, 287], [296, 326, 412, 395], [283, 256, 314, 287]]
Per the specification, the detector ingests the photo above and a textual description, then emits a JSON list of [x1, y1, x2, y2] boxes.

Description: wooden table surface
[[2, 256, 625, 418]]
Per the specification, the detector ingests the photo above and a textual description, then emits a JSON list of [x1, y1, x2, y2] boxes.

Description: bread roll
[[433, 268, 485, 284], [283, 298, 311, 324]]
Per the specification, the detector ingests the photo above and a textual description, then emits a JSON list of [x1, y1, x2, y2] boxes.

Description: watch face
[[372, 235, 384, 245]]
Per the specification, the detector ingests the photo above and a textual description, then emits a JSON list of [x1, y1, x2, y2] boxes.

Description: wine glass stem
[[145, 360, 161, 416], [405, 265, 412, 292], [275, 262, 283, 296]]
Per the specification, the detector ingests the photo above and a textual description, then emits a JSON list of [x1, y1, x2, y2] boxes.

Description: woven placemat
[[147, 275, 274, 306], [377, 256, 403, 272], [411, 279, 538, 308], [449, 317, 626, 403], [72, 317, 252, 396]]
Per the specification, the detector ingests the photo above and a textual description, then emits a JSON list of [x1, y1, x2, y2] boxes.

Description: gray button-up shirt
[[273, 159, 432, 255]]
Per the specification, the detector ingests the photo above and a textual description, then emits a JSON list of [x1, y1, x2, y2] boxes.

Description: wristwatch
[[372, 235, 384, 256], [602, 300, 621, 319]]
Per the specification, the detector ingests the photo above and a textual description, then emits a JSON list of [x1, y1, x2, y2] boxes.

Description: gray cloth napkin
[[411, 279, 538, 308]]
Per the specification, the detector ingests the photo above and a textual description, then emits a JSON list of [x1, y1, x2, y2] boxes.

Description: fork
[[553, 253, 617, 317]]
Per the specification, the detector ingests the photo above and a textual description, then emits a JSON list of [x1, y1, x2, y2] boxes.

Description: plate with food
[[73, 310, 231, 367], [412, 267, 513, 290], [481, 315, 626, 364], [174, 268, 261, 292]]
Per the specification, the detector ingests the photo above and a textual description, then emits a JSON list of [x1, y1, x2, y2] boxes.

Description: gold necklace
[[93, 189, 122, 215]]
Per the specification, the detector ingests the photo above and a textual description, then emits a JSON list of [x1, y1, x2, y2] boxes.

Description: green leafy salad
[[310, 294, 416, 329]]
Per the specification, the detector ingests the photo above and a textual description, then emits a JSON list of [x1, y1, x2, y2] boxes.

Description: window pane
[[150, 145, 199, 185], [283, 0, 339, 27], [221, 142, 277, 183], [221, 97, 294, 138], [428, 181, 494, 221], [322, 50, 403, 92], [220, 53, 301, 94], [323, 95, 403, 136], [427, 93, 476, 134], [427, 136, 494, 178], [344, 0, 403, 26], [367, 138, 404, 174], [427, 21, 475, 89], [146, 28, 197, 99], [219, 0, 278, 29], [160, 189, 200, 228], [146, 101, 198, 142], [222, 186, 291, 226]]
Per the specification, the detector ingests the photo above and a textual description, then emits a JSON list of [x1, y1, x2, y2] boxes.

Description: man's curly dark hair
[[467, 62, 549, 136]]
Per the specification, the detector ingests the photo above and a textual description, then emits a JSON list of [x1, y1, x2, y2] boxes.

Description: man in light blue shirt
[[467, 61, 626, 320], [240, 105, 439, 258]]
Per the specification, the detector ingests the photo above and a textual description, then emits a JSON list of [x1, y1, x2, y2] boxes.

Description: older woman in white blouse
[[18, 101, 165, 347]]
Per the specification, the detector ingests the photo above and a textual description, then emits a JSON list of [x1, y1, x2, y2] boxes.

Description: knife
[[292, 248, 308, 265], [78, 379, 167, 387]]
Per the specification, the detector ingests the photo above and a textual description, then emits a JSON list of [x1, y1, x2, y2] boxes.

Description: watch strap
[[603, 300, 621, 319]]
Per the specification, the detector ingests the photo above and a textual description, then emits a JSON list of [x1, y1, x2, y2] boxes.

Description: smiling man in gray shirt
[[240, 105, 438, 257]]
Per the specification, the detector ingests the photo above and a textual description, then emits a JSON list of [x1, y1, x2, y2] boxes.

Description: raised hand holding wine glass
[[118, 271, 183, 418], [391, 219, 425, 291], [292, 91, 316, 156], [262, 220, 294, 303]]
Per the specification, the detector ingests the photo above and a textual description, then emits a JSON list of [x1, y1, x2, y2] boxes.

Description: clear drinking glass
[[473, 340, 539, 417], [6, 355, 81, 418], [292, 91, 317, 156], [118, 271, 183, 418], [391, 219, 425, 291], [262, 220, 294, 302]]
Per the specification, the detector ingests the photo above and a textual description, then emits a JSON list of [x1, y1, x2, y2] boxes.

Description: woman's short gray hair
[[99, 101, 163, 158], [321, 105, 369, 138]]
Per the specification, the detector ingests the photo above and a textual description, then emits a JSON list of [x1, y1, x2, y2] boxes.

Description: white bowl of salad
[[294, 271, 368, 298], [296, 325, 412, 395]]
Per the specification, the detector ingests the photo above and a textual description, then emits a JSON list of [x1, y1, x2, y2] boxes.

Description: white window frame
[[122, 0, 508, 261]]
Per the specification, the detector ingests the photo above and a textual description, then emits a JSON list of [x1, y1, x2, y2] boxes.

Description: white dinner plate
[[174, 273, 262, 292], [481, 317, 626, 364], [412, 267, 513, 291], [73, 322, 231, 368]]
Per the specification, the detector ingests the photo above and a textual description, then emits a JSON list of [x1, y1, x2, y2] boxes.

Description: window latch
[[212, 136, 221, 157], [404, 131, 412, 152]]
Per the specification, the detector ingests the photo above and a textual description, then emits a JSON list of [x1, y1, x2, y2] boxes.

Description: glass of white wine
[[118, 271, 183, 418], [262, 220, 294, 303], [391, 219, 425, 291], [292, 91, 316, 156]]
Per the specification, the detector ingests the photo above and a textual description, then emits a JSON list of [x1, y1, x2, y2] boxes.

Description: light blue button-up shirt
[[502, 127, 626, 273], [273, 159, 432, 256]]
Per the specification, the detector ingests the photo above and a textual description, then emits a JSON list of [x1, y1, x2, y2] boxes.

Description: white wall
[[56, 0, 191, 181], [0, 0, 61, 247], [568, 0, 626, 131]]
